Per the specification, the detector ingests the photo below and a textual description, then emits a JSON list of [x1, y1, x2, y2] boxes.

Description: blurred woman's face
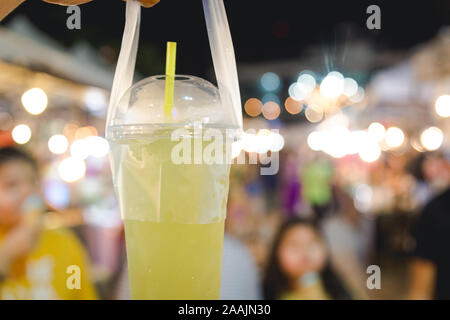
[[278, 225, 327, 281], [0, 161, 37, 228]]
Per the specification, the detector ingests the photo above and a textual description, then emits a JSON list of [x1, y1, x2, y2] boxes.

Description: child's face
[[0, 161, 38, 228], [278, 225, 327, 281]]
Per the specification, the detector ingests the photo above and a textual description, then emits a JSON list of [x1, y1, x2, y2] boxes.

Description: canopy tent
[[0, 15, 123, 121], [349, 27, 450, 132], [413, 27, 450, 82], [0, 15, 115, 89]]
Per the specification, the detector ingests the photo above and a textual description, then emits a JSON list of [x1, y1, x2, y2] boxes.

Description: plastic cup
[[107, 75, 238, 299]]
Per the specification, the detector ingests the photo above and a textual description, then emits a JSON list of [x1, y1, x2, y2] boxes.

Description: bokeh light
[[269, 132, 285, 152], [304, 106, 323, 123], [354, 183, 373, 212], [349, 87, 365, 103], [343, 78, 358, 97], [244, 98, 263, 117], [410, 137, 425, 153], [284, 97, 303, 114], [231, 140, 243, 159], [239, 130, 284, 154], [84, 88, 107, 113], [75, 126, 98, 140], [297, 73, 316, 92], [12, 124, 32, 144], [262, 101, 281, 120], [420, 127, 443, 151], [21, 88, 48, 115], [359, 142, 381, 163], [257, 129, 272, 136], [289, 82, 312, 101], [63, 123, 79, 140], [322, 126, 350, 158], [367, 122, 386, 142], [70, 139, 89, 160], [254, 133, 270, 154], [44, 180, 70, 209], [85, 136, 110, 158], [241, 132, 259, 153], [435, 94, 450, 118], [347, 130, 369, 155], [320, 71, 344, 99], [58, 157, 86, 183], [385, 127, 405, 148], [307, 131, 325, 151], [48, 134, 69, 155], [260, 72, 281, 91], [262, 93, 280, 105]]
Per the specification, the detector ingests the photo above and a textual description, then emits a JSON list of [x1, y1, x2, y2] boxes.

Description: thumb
[[122, 0, 160, 8], [42, 0, 94, 5]]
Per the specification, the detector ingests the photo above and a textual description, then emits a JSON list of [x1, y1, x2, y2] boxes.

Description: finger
[[122, 0, 160, 8], [42, 0, 94, 5], [0, 0, 26, 22], [139, 0, 160, 8]]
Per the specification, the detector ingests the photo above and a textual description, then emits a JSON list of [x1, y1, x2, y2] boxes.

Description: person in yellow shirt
[[0, 147, 97, 299], [0, 0, 160, 21]]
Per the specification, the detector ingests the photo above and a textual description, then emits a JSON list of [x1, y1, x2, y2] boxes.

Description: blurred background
[[0, 0, 449, 299]]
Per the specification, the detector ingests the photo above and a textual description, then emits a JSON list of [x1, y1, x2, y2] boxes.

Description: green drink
[[109, 125, 230, 299], [107, 74, 238, 299]]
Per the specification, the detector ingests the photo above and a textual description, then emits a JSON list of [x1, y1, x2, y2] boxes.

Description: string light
[[21, 88, 48, 115], [262, 101, 281, 120], [269, 132, 285, 152], [435, 95, 450, 118], [385, 127, 405, 148], [307, 131, 325, 151], [58, 157, 86, 183], [320, 71, 344, 99], [12, 124, 32, 144], [260, 72, 281, 92], [343, 78, 358, 97], [305, 106, 323, 123], [70, 139, 89, 160], [48, 134, 69, 155], [262, 93, 280, 105], [244, 98, 263, 117], [359, 142, 381, 163], [284, 97, 303, 115], [85, 136, 110, 158], [420, 127, 443, 151], [297, 73, 316, 93], [367, 122, 386, 142], [349, 87, 365, 103]]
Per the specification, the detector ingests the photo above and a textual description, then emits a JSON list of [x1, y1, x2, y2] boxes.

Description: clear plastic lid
[[106, 75, 239, 132]]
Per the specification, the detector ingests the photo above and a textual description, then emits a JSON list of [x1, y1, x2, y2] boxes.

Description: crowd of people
[[0, 0, 448, 302], [0, 144, 448, 300]]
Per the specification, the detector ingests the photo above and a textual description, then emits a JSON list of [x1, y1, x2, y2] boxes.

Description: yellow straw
[[164, 41, 177, 120]]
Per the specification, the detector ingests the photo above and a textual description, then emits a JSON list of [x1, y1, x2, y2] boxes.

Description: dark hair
[[262, 217, 352, 300], [0, 147, 38, 171]]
